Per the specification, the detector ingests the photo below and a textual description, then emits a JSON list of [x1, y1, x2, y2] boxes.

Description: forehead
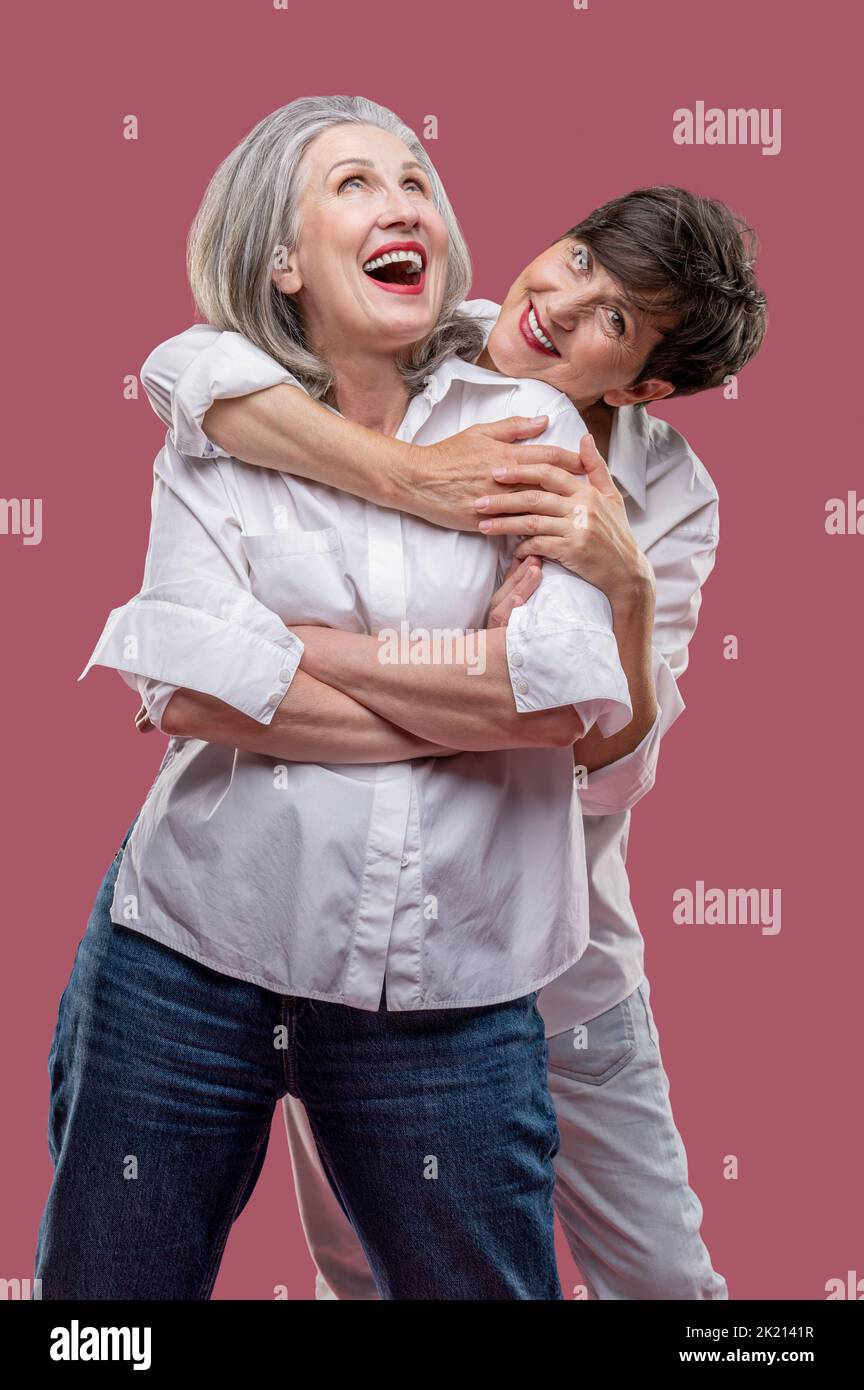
[[304, 122, 415, 179]]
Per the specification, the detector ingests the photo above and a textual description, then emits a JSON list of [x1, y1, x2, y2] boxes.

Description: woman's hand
[[473, 433, 655, 611], [405, 416, 586, 530], [487, 556, 543, 628], [135, 702, 155, 733]]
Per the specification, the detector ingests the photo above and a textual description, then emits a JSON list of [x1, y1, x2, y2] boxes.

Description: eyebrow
[[324, 157, 427, 179]]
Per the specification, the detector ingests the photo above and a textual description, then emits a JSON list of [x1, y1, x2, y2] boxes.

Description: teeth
[[528, 306, 556, 353], [362, 249, 424, 273]]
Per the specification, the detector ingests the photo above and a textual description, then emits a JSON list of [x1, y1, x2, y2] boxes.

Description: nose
[[377, 181, 421, 231], [544, 288, 585, 333]]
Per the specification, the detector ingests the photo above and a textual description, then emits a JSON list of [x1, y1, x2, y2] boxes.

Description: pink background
[[3, 0, 861, 1299]]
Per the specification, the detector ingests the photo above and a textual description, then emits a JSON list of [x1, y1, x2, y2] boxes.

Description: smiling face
[[271, 123, 449, 361], [481, 237, 679, 410]]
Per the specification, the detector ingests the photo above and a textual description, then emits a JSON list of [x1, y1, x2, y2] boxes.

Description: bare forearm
[[572, 582, 657, 774], [161, 670, 457, 763], [204, 387, 412, 511], [297, 628, 582, 750], [202, 388, 550, 532]]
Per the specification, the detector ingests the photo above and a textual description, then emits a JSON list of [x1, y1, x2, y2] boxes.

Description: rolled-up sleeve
[[140, 326, 302, 460], [504, 560, 632, 737], [78, 440, 304, 723]]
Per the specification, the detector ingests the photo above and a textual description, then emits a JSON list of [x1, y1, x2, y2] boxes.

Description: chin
[[490, 330, 541, 377], [376, 308, 439, 341]]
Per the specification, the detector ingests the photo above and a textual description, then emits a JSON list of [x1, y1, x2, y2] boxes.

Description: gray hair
[[187, 96, 485, 400]]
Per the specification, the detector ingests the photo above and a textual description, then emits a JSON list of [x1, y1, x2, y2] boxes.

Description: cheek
[[579, 332, 615, 377], [426, 217, 450, 267], [488, 326, 523, 374]]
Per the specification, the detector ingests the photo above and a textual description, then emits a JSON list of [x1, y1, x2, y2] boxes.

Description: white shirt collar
[[420, 353, 527, 407], [607, 404, 651, 511]]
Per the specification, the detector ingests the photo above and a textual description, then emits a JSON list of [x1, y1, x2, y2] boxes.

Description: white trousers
[[281, 975, 728, 1300]]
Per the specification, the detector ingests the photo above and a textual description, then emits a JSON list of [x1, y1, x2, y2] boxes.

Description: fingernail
[[478, 519, 493, 532], [492, 466, 509, 479], [474, 496, 490, 510], [530, 416, 548, 424]]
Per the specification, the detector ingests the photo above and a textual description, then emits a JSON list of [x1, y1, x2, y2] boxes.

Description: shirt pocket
[[240, 527, 358, 626]]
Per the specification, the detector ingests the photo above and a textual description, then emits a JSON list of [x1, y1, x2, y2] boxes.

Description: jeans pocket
[[546, 992, 637, 1085]]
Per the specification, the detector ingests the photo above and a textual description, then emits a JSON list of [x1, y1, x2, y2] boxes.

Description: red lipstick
[[362, 240, 427, 296], [518, 301, 560, 356]]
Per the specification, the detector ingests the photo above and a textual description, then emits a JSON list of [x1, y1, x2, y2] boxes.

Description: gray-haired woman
[[35, 97, 631, 1300]]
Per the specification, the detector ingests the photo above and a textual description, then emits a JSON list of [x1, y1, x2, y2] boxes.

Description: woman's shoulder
[[503, 375, 580, 425], [459, 297, 501, 331]]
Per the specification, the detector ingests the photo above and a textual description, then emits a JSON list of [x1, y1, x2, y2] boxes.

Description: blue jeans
[[35, 822, 562, 1300]]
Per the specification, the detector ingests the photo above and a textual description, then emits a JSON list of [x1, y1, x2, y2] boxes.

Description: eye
[[571, 244, 590, 273], [337, 174, 366, 193], [403, 175, 430, 195], [604, 307, 626, 336]]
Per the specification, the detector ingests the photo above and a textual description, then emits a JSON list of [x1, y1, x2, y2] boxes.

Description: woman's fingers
[[134, 702, 155, 733], [507, 558, 542, 604], [494, 555, 529, 600], [478, 512, 571, 538], [513, 537, 561, 561], [485, 460, 586, 497], [472, 415, 549, 443], [579, 432, 620, 498], [513, 443, 586, 476], [488, 557, 542, 626], [475, 488, 572, 518], [493, 556, 538, 602]]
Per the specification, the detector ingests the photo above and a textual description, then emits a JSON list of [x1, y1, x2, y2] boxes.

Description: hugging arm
[[140, 327, 587, 530]]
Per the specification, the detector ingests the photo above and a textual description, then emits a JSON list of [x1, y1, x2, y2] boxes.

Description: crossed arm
[[158, 559, 585, 756], [134, 338, 653, 764]]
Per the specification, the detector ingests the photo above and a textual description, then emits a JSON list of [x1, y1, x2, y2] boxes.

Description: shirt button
[[515, 678, 529, 695], [278, 666, 293, 682], [510, 651, 524, 668], [400, 853, 411, 868], [266, 692, 282, 709]]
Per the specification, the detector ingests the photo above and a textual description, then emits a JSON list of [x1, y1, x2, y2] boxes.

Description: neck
[[325, 345, 410, 436]]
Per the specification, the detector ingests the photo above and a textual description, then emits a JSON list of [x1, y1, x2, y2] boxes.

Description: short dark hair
[[560, 186, 767, 396]]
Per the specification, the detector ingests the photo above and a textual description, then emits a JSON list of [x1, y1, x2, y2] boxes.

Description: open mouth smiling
[[519, 300, 560, 356], [362, 240, 427, 295]]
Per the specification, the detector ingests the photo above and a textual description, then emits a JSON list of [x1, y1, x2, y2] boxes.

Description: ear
[[271, 258, 303, 296], [603, 377, 675, 408]]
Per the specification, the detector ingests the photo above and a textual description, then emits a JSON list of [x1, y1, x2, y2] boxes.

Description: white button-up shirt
[[131, 301, 720, 1031], [80, 337, 632, 1012]]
